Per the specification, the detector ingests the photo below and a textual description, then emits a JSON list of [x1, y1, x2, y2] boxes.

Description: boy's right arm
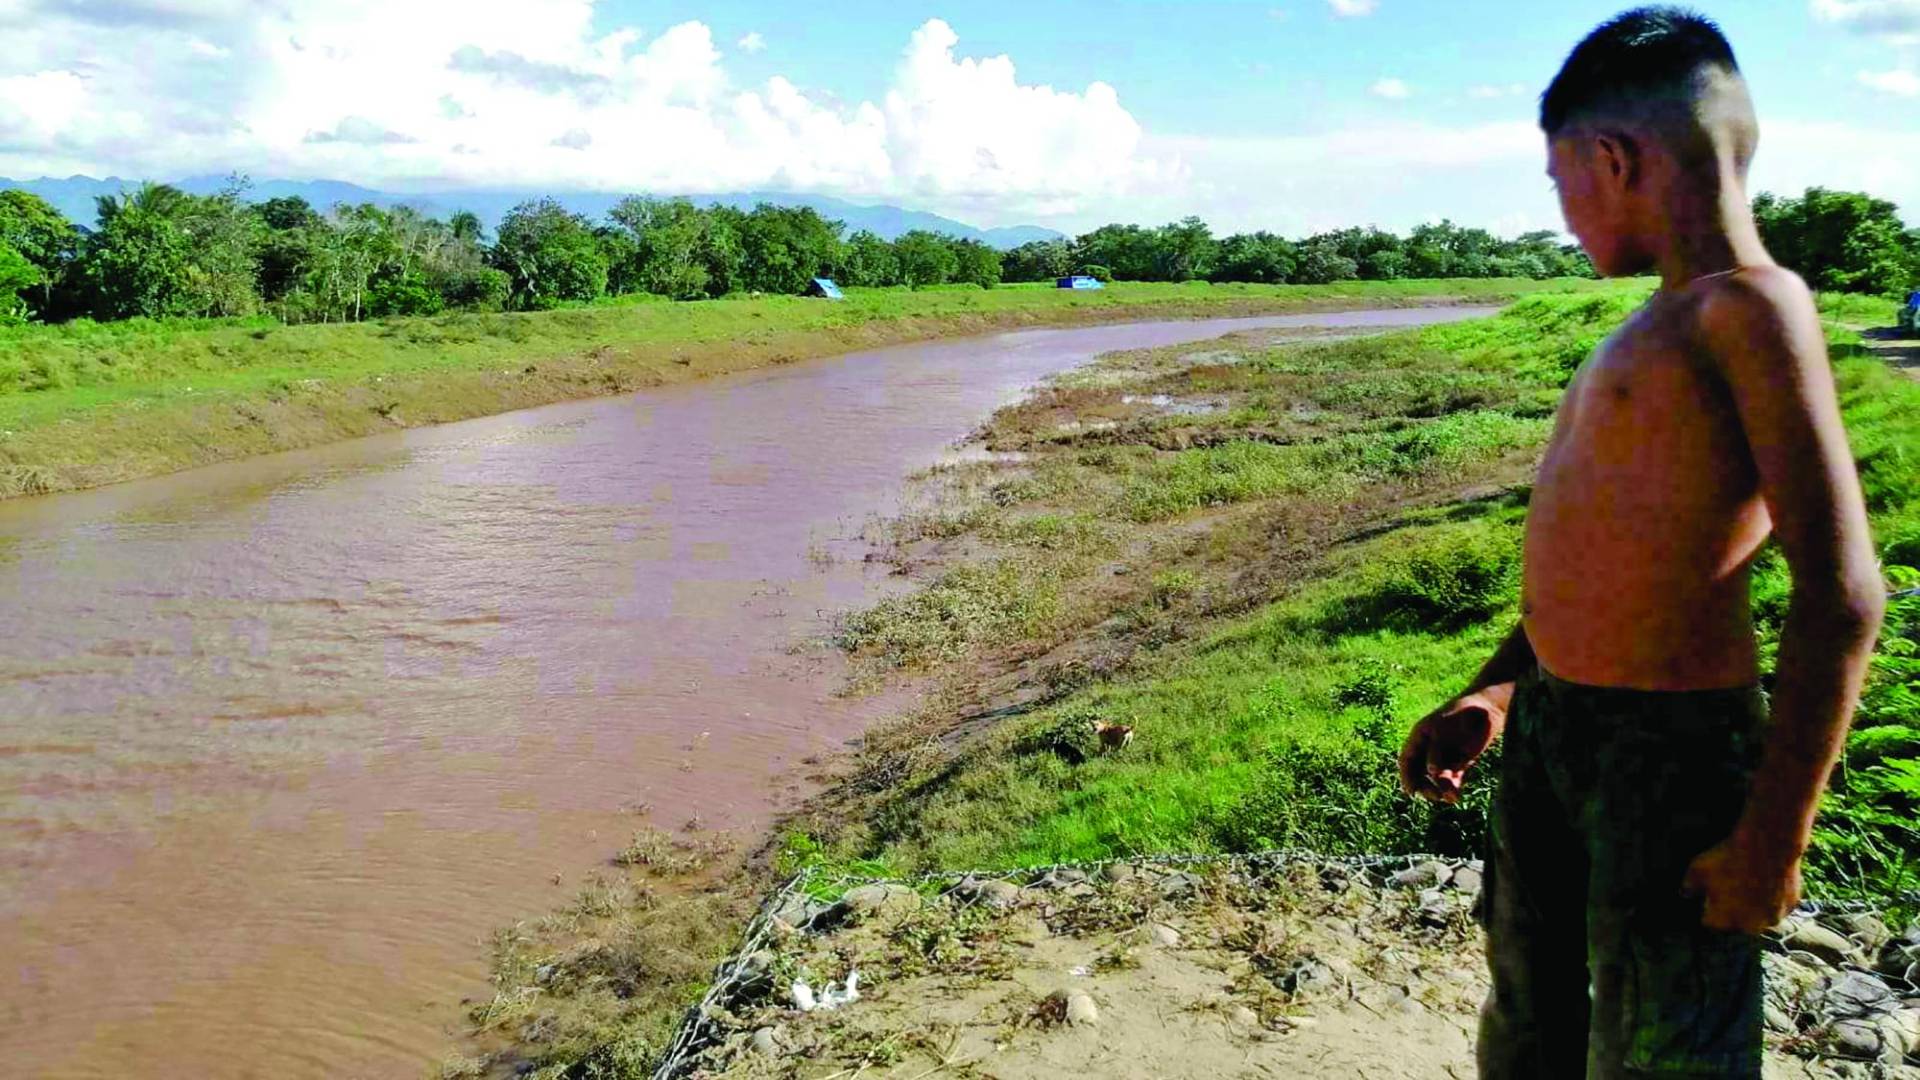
[[1398, 622, 1534, 803]]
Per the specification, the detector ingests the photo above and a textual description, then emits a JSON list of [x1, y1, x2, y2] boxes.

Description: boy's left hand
[[1681, 831, 1802, 934]]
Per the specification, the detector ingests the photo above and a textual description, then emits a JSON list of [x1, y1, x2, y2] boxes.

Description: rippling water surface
[[0, 307, 1489, 1078]]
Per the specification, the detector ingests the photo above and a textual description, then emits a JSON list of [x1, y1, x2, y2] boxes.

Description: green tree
[[490, 198, 608, 309], [78, 183, 197, 319], [1211, 232, 1297, 284], [1362, 248, 1411, 281], [1406, 243, 1453, 278], [1291, 243, 1359, 284], [1153, 216, 1218, 282], [1312, 227, 1405, 277], [448, 210, 485, 244], [838, 229, 902, 287], [252, 197, 321, 309], [1001, 238, 1073, 283], [894, 230, 959, 288], [177, 183, 261, 318], [1073, 223, 1159, 281], [607, 197, 711, 299], [0, 189, 78, 316], [950, 238, 1003, 288], [734, 204, 843, 294], [1754, 187, 1920, 294], [301, 203, 387, 321], [0, 239, 38, 324], [697, 207, 747, 297]]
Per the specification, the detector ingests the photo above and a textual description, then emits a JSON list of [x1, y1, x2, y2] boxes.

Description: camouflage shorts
[[1478, 665, 1768, 1079]]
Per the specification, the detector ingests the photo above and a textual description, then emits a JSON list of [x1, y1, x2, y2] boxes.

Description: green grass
[[0, 277, 1612, 499], [810, 287, 1920, 915]]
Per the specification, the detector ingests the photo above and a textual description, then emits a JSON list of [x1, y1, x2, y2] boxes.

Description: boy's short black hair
[[1541, 6, 1741, 135]]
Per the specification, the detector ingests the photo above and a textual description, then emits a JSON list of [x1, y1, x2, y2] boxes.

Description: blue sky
[[625, 1, 1909, 135], [0, 0, 1915, 235]]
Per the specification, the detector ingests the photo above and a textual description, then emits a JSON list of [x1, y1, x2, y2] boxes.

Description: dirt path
[[1862, 328, 1918, 379]]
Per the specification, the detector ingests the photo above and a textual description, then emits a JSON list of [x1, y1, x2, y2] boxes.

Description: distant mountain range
[[0, 175, 1065, 251]]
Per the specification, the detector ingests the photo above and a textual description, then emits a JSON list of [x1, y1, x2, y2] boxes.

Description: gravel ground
[[673, 857, 1920, 1079]]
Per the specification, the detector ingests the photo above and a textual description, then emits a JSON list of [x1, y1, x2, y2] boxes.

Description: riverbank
[[0, 278, 1602, 499], [448, 286, 1920, 1077]]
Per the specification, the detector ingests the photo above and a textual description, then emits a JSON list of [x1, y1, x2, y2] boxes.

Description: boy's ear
[[1593, 132, 1641, 190]]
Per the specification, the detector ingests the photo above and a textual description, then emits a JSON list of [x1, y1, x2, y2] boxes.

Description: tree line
[[0, 179, 1911, 329]]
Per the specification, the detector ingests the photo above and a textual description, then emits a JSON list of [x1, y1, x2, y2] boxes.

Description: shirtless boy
[[1396, 9, 1885, 1077]]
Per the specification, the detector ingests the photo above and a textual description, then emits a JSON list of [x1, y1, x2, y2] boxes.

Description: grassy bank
[[809, 287, 1919, 907], [0, 278, 1604, 499]]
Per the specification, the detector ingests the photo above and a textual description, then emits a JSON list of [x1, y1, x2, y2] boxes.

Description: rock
[[1390, 861, 1452, 890], [1887, 1008, 1920, 1057], [1148, 923, 1182, 948], [1764, 1002, 1795, 1035], [1097, 862, 1134, 883], [1033, 868, 1089, 889], [1227, 1005, 1260, 1027], [1385, 987, 1426, 1017], [750, 1026, 785, 1058], [979, 880, 1024, 909], [1784, 920, 1864, 968], [1279, 958, 1339, 996], [1416, 888, 1452, 926], [770, 894, 814, 930], [1874, 942, 1920, 983], [949, 876, 1024, 909], [734, 949, 779, 997], [1836, 913, 1893, 954], [1830, 1018, 1885, 1061], [1823, 970, 1896, 1020], [1828, 1015, 1908, 1065], [838, 883, 919, 919], [1449, 866, 1484, 895], [1043, 988, 1099, 1027], [1157, 871, 1202, 898], [1319, 866, 1356, 892], [1820, 972, 1896, 1014]]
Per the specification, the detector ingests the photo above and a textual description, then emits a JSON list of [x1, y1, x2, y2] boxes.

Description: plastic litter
[[790, 970, 861, 1012]]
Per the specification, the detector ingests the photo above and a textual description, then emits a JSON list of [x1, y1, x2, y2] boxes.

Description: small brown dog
[[1091, 720, 1134, 753]]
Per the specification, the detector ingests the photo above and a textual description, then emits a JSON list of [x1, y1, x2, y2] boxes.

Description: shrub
[[1338, 523, 1523, 631], [1209, 733, 1496, 858]]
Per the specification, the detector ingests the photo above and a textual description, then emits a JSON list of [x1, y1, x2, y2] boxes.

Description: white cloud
[[1134, 122, 1548, 235], [1327, 0, 1378, 15], [737, 31, 765, 53], [1117, 113, 1920, 238], [1753, 119, 1920, 214], [1369, 77, 1411, 99], [0, 6, 1167, 224], [1859, 67, 1920, 94], [1811, 0, 1920, 41], [1468, 83, 1528, 99]]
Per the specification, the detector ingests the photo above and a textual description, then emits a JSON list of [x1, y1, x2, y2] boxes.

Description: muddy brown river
[[0, 307, 1488, 1078]]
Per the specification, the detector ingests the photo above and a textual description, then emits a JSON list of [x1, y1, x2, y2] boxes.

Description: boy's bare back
[[1523, 269, 1822, 692]]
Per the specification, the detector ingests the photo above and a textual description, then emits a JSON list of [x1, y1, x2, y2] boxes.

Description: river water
[[0, 306, 1487, 1078]]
